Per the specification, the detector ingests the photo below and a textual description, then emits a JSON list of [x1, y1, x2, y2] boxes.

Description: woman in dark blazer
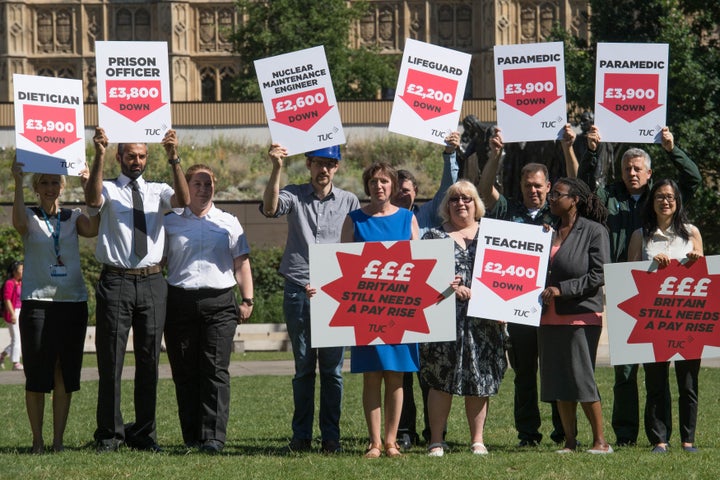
[[539, 177, 612, 454]]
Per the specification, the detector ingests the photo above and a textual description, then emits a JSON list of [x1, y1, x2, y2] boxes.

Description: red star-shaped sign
[[618, 257, 720, 362], [321, 241, 442, 345]]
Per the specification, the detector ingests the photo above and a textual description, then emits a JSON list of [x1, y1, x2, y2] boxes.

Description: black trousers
[[644, 359, 700, 445], [164, 285, 238, 446], [94, 270, 167, 447], [507, 323, 564, 443]]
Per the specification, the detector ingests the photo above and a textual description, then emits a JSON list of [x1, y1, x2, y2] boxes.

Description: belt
[[103, 264, 162, 276]]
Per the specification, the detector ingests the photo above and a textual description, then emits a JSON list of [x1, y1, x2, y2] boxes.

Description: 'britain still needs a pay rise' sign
[[309, 239, 456, 348]]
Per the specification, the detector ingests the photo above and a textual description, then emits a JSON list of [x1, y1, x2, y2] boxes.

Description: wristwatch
[[242, 297, 254, 306], [168, 157, 181, 165]]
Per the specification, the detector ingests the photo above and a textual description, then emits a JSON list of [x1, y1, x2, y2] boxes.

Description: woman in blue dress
[[341, 162, 419, 458]]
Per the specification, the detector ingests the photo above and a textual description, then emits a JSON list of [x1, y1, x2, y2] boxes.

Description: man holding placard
[[261, 144, 359, 454], [478, 128, 567, 447], [86, 127, 189, 452]]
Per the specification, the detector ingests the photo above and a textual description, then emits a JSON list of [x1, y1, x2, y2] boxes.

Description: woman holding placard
[[627, 178, 703, 453], [420, 180, 507, 457], [539, 177, 612, 454], [340, 162, 419, 458], [11, 160, 98, 453]]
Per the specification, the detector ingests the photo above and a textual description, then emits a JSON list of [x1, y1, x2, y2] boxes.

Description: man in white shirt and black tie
[[86, 127, 190, 452]]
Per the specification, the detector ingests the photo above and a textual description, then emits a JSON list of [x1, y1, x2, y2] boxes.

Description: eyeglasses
[[547, 192, 572, 201], [449, 195, 473, 204], [654, 194, 676, 203], [310, 159, 338, 170]]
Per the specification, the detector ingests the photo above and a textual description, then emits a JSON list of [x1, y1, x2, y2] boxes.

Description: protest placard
[[255, 46, 345, 156], [309, 239, 456, 348], [388, 39, 471, 145], [493, 42, 566, 142], [594, 42, 668, 143], [13, 74, 86, 176], [95, 41, 172, 143], [468, 218, 551, 326], [605, 256, 720, 365]]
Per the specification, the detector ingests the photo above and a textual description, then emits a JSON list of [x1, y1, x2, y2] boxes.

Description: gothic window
[[35, 8, 75, 54], [199, 8, 236, 52], [200, 65, 237, 102], [115, 8, 152, 41], [201, 67, 217, 102], [435, 2, 473, 50]]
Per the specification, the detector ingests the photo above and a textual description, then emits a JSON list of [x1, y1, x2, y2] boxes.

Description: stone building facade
[[0, 0, 590, 103]]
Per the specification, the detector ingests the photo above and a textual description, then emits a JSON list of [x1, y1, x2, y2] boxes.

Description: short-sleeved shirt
[[22, 207, 88, 302], [94, 174, 174, 268], [263, 183, 360, 287], [164, 204, 250, 289]]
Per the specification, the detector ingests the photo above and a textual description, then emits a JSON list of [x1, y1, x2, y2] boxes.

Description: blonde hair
[[31, 173, 66, 192], [439, 180, 485, 223]]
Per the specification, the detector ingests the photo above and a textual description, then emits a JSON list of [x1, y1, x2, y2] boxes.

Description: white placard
[[493, 42, 566, 142], [388, 39, 471, 145], [468, 218, 551, 326], [13, 74, 86, 176], [594, 42, 669, 143], [254, 46, 345, 156], [604, 256, 720, 365], [95, 41, 172, 143], [309, 239, 456, 348]]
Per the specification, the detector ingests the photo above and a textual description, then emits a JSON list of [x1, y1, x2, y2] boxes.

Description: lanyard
[[40, 208, 63, 265]]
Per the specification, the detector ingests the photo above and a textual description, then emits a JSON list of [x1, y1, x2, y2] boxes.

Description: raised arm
[[660, 127, 702, 204], [262, 144, 288, 217], [163, 129, 190, 208], [11, 159, 28, 236], [415, 131, 460, 226], [478, 128, 503, 211], [560, 123, 578, 178], [85, 127, 108, 208], [76, 166, 100, 237]]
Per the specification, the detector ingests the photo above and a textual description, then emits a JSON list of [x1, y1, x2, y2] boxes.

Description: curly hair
[[553, 177, 608, 227]]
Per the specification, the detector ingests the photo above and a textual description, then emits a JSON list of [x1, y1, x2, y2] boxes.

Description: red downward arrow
[[21, 104, 81, 155], [599, 73, 663, 123], [500, 67, 562, 117], [103, 80, 166, 122], [272, 87, 333, 132], [399, 69, 458, 121]]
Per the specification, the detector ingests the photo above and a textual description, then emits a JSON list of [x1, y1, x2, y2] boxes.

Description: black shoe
[[320, 439, 343, 454], [200, 439, 224, 454], [397, 433, 413, 452], [283, 438, 313, 454], [517, 439, 540, 447], [95, 439, 123, 453]]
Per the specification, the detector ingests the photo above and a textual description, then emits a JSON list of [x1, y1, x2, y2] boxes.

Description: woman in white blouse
[[627, 178, 703, 454]]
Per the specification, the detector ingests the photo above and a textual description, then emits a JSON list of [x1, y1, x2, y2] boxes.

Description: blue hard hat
[[305, 145, 341, 161]]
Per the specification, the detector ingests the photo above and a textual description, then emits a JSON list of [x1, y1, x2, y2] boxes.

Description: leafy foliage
[[229, 0, 398, 100]]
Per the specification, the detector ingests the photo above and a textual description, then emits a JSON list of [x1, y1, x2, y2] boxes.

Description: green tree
[[230, 0, 398, 100], [552, 0, 720, 253]]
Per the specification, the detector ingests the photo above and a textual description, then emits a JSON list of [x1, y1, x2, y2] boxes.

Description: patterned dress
[[419, 225, 507, 396]]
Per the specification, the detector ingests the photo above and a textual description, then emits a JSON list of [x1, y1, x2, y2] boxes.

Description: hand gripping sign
[[255, 46, 345, 156], [468, 218, 551, 326], [605, 256, 720, 365], [13, 74, 86, 176], [594, 42, 668, 144], [95, 41, 172, 143], [388, 39, 471, 145], [309, 239, 456, 348], [493, 42, 566, 143]]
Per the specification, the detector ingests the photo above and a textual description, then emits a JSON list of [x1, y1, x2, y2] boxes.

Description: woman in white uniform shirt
[[628, 178, 703, 454], [164, 164, 254, 454], [12, 161, 98, 453]]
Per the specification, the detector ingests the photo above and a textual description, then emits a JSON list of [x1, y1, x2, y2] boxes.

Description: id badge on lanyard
[[41, 209, 67, 278]]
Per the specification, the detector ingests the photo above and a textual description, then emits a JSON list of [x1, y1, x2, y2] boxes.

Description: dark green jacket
[[586, 146, 701, 263]]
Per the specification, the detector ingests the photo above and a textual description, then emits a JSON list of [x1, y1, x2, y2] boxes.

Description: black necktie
[[130, 180, 148, 259]]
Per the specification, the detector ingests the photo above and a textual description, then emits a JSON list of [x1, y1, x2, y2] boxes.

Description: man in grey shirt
[[261, 144, 360, 454]]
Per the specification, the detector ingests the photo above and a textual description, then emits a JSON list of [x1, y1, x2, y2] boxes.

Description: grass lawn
[[1, 363, 719, 479]]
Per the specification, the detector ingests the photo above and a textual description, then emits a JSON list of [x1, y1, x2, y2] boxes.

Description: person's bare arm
[[163, 129, 190, 208], [560, 123, 578, 178], [85, 127, 108, 208], [478, 128, 503, 210], [262, 144, 288, 216], [11, 159, 28, 236]]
